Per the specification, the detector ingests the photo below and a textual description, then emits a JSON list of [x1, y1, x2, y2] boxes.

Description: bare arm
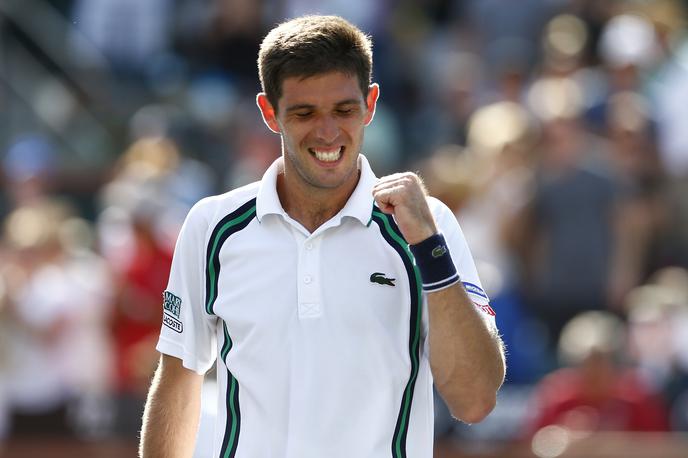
[[139, 354, 204, 458], [426, 283, 505, 422], [373, 172, 505, 423]]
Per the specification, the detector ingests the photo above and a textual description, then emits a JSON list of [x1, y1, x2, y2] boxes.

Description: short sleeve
[[429, 198, 497, 329], [156, 202, 217, 375]]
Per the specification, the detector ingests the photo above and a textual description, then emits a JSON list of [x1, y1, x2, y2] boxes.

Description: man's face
[[258, 71, 378, 193]]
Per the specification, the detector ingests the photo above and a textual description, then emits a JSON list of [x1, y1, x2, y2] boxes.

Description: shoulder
[[185, 181, 261, 231], [426, 196, 452, 215], [426, 196, 459, 228]]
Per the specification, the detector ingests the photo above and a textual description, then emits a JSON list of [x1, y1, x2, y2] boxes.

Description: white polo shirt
[[156, 155, 495, 458]]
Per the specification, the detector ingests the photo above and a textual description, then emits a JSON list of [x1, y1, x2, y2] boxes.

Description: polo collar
[[339, 154, 377, 225], [255, 158, 286, 222], [255, 154, 377, 226]]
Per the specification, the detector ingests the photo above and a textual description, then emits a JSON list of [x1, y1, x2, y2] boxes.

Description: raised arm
[[140, 354, 205, 458], [373, 172, 505, 423]]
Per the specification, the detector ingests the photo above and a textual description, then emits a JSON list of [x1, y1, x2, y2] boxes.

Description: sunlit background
[[1, 0, 688, 457]]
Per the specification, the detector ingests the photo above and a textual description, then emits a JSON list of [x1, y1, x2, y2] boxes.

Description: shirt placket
[[293, 228, 322, 319]]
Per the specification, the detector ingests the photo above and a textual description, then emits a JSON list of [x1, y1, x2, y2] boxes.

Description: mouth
[[309, 146, 344, 163]]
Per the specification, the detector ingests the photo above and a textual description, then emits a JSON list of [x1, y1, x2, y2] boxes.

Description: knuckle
[[401, 175, 417, 188]]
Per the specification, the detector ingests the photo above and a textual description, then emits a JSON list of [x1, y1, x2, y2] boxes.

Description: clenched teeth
[[312, 147, 342, 162]]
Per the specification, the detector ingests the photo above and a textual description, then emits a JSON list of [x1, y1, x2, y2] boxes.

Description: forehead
[[278, 71, 364, 110]]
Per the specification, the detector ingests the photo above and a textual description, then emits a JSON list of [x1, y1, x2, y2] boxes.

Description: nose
[[314, 114, 339, 144]]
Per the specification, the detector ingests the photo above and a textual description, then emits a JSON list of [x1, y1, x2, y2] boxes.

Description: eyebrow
[[285, 104, 316, 113], [284, 99, 362, 113]]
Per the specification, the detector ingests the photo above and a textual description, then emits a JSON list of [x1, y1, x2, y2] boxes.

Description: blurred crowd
[[1, 0, 688, 454]]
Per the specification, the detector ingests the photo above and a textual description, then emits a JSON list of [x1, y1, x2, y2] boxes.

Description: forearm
[[370, 175, 505, 420], [140, 355, 203, 458], [428, 283, 505, 423]]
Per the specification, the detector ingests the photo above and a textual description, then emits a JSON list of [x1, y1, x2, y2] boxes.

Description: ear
[[363, 83, 380, 126], [256, 93, 281, 134]]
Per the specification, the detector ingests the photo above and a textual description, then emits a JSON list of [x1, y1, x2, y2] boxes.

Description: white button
[[304, 275, 312, 284], [306, 242, 314, 250]]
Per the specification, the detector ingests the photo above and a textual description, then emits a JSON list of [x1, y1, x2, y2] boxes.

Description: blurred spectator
[[425, 52, 484, 149], [70, 0, 174, 74], [464, 0, 556, 77], [598, 13, 661, 88], [97, 137, 195, 437], [105, 204, 171, 437], [643, 0, 688, 176], [506, 77, 639, 344], [223, 102, 281, 188], [605, 91, 669, 278], [539, 12, 610, 129], [175, 0, 269, 92], [526, 311, 670, 436], [458, 101, 539, 283], [420, 101, 549, 389], [0, 199, 113, 439], [2, 134, 58, 211], [459, 101, 552, 383], [605, 92, 662, 188], [578, 11, 663, 138], [101, 136, 214, 236], [625, 268, 688, 431], [638, 1, 688, 269]]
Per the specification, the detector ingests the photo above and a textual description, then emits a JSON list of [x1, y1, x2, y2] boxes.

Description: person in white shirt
[[140, 15, 505, 458]]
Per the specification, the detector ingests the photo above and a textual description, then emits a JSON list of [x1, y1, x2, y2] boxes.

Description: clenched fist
[[372, 172, 438, 245]]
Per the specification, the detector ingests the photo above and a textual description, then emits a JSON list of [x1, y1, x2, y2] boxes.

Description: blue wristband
[[409, 233, 460, 292]]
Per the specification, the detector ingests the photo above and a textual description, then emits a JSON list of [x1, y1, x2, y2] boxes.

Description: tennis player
[[140, 15, 505, 458]]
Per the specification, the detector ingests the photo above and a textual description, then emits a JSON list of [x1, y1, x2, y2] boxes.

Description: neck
[[276, 167, 359, 233]]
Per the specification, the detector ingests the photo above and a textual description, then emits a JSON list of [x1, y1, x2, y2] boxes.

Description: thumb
[[375, 199, 395, 214]]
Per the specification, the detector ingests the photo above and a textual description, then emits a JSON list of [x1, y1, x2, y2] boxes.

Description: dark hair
[[258, 15, 373, 110]]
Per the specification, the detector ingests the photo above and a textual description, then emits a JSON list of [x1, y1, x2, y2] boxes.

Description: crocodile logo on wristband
[[431, 245, 447, 258]]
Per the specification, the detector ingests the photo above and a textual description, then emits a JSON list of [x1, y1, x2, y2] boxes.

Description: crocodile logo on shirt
[[370, 272, 395, 287]]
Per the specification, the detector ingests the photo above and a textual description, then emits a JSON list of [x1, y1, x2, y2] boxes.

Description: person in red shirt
[[527, 311, 669, 435], [110, 209, 173, 437]]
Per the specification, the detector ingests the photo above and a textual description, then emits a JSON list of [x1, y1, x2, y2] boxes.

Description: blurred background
[[1, 0, 688, 457]]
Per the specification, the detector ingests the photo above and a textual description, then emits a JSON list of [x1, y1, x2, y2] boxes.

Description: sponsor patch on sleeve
[[163, 290, 182, 318], [474, 302, 496, 317], [462, 281, 489, 300], [163, 313, 184, 333]]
